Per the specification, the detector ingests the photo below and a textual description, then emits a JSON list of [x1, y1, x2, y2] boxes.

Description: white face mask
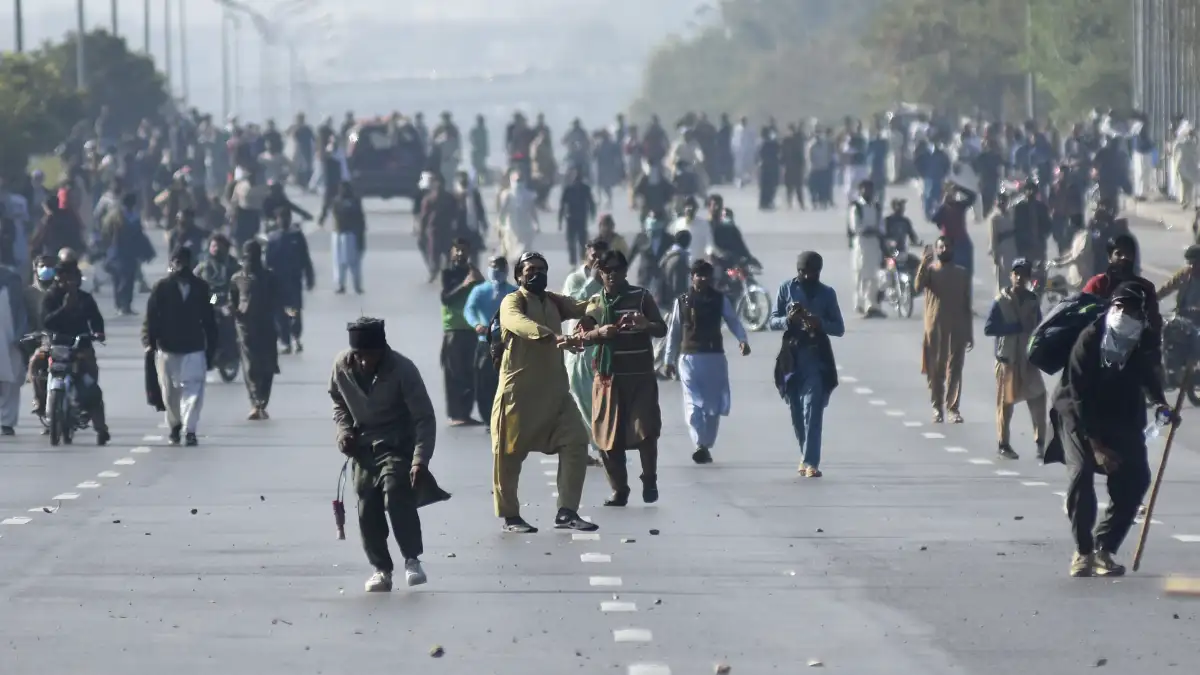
[[1101, 308, 1144, 368]]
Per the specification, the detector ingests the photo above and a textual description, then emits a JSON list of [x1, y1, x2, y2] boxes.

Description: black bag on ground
[[1027, 292, 1109, 375]]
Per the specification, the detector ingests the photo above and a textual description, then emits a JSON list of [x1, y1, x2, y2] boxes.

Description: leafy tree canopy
[[0, 54, 84, 182]]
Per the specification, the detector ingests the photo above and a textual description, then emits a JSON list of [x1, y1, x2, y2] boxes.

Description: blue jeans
[[786, 362, 828, 469], [332, 231, 362, 291]]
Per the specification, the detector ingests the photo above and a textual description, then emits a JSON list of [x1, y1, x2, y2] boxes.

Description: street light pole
[[180, 0, 190, 103], [112, 0, 118, 34], [143, 0, 151, 53], [221, 10, 230, 120], [1025, 0, 1035, 120], [76, 0, 87, 91], [14, 0, 24, 52], [164, 0, 173, 95]]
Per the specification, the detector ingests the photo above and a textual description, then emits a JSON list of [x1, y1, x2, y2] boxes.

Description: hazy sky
[[0, 0, 704, 128]]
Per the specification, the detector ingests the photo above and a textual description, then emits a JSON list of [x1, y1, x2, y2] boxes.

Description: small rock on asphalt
[[446, 553, 457, 558], [1095, 658, 1107, 667], [1014, 516, 1024, 521], [807, 659, 824, 667], [621, 538, 636, 543], [190, 509, 198, 515], [430, 645, 445, 658], [649, 529, 660, 535], [715, 663, 731, 674]]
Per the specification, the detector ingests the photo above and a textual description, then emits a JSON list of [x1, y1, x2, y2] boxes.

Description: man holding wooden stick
[[1043, 283, 1173, 578]]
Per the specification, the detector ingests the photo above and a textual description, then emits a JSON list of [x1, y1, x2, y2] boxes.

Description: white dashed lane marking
[[945, 446, 968, 453], [1021, 481, 1049, 487], [97, 471, 120, 478], [540, 458, 557, 464], [885, 410, 904, 417], [131, 446, 152, 453], [2, 517, 32, 525], [572, 533, 601, 541], [613, 628, 653, 643], [968, 459, 994, 465], [581, 553, 612, 563], [114, 458, 135, 465], [839, 376, 858, 383], [52, 493, 80, 500], [853, 387, 873, 394], [589, 576, 622, 587], [141, 435, 163, 442], [628, 665, 672, 675], [922, 432, 945, 439], [903, 421, 923, 428], [602, 601, 638, 612], [76, 481, 101, 489], [1173, 534, 1200, 543], [543, 470, 556, 476], [994, 470, 1020, 477], [868, 399, 886, 406]]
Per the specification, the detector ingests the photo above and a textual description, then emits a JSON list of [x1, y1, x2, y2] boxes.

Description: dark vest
[[601, 287, 656, 375], [679, 289, 724, 354]]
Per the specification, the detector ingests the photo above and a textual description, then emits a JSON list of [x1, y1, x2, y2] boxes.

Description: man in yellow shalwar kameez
[[491, 251, 601, 534]]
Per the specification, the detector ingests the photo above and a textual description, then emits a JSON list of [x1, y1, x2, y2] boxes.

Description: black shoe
[[185, 432, 198, 447], [603, 489, 630, 507], [692, 447, 713, 464], [554, 508, 599, 531], [96, 429, 111, 446], [998, 444, 1019, 460], [168, 425, 182, 445], [502, 517, 538, 534], [641, 477, 659, 504], [1, 426, 14, 436]]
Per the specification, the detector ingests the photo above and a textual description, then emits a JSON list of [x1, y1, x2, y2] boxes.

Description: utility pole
[[221, 10, 230, 120], [14, 0, 23, 53], [143, 0, 151, 53], [112, 0, 118, 34], [179, 0, 189, 103], [1025, 0, 1035, 120], [76, 0, 87, 91], [232, 17, 242, 119], [164, 0, 173, 94]]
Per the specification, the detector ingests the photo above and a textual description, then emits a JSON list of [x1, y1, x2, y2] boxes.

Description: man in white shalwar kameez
[[663, 259, 749, 464], [562, 240, 607, 466], [732, 117, 757, 187], [848, 179, 887, 318], [497, 170, 539, 262], [0, 245, 27, 434]]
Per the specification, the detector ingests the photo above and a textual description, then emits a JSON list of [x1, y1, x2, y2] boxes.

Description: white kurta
[[498, 185, 538, 260]]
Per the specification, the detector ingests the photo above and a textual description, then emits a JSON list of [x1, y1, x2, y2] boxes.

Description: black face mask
[[523, 272, 548, 294], [937, 251, 954, 263], [799, 273, 821, 292], [1109, 259, 1133, 277]]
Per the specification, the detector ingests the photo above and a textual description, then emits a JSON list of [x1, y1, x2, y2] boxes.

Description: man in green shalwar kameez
[[562, 239, 609, 466]]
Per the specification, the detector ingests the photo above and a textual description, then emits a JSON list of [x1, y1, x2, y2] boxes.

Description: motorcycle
[[23, 331, 100, 446], [1163, 314, 1200, 406], [210, 291, 241, 382], [724, 261, 771, 332], [878, 240, 919, 318], [1036, 261, 1071, 307]]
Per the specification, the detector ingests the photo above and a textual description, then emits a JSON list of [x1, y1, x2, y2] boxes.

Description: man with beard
[[768, 252, 844, 477], [329, 317, 436, 591], [916, 236, 974, 424], [1082, 234, 1162, 365], [229, 240, 280, 420], [464, 256, 518, 424], [265, 207, 315, 354], [630, 162, 674, 222], [419, 174, 461, 282], [440, 239, 484, 426], [577, 250, 668, 506], [662, 258, 750, 464], [143, 247, 217, 446], [558, 169, 597, 267], [984, 259, 1046, 460], [1043, 284, 1172, 577], [491, 252, 598, 534]]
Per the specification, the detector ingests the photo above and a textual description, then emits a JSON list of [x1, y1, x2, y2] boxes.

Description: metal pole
[[1025, 0, 1035, 120], [260, 40, 269, 123], [76, 0, 87, 91], [232, 18, 241, 118], [287, 46, 296, 116], [14, 0, 23, 53], [164, 0, 172, 95], [179, 0, 189, 103], [143, 0, 150, 53], [221, 11, 230, 120], [112, 0, 118, 34]]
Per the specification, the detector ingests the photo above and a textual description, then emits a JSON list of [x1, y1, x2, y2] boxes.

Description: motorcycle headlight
[[49, 346, 71, 361]]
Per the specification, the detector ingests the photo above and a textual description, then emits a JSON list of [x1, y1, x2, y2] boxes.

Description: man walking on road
[[329, 318, 435, 592], [229, 240, 280, 421], [143, 247, 217, 446], [848, 179, 886, 318], [440, 239, 483, 426], [463, 256, 518, 423], [916, 237, 974, 424], [983, 259, 1046, 460]]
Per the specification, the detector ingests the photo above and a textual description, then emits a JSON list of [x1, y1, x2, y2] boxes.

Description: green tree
[[37, 29, 169, 135], [0, 54, 84, 181], [632, 0, 884, 123]]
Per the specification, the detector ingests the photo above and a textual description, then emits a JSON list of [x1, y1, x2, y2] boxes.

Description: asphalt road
[[2, 184, 1199, 674]]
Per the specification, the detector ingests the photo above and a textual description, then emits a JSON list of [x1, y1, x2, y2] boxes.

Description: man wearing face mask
[[768, 252, 845, 476], [662, 259, 750, 464], [491, 252, 598, 534], [561, 240, 609, 466], [143, 247, 218, 446], [1082, 234, 1162, 365], [464, 256, 518, 423], [329, 317, 442, 592], [1043, 284, 1172, 577], [983, 259, 1046, 460], [916, 236, 974, 424], [577, 250, 668, 505], [440, 239, 484, 426], [631, 161, 675, 222]]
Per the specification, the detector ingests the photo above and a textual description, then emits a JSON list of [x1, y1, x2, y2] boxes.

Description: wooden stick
[[1131, 363, 1194, 572], [1164, 575, 1200, 597]]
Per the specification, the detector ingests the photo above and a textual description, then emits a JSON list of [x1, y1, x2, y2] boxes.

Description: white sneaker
[[364, 570, 392, 592], [404, 559, 427, 587]]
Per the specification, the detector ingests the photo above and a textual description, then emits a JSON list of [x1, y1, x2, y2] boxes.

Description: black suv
[[347, 121, 426, 206]]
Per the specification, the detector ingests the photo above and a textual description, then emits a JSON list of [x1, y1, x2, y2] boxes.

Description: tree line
[[0, 29, 169, 182], [633, 0, 1135, 124]]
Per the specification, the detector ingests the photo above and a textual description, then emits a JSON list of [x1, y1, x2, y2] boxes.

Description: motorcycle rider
[[709, 201, 759, 293], [36, 260, 110, 444], [1158, 245, 1200, 316], [848, 179, 887, 318], [883, 198, 920, 253], [195, 234, 241, 293]]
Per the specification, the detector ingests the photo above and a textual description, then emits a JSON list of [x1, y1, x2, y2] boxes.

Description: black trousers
[[564, 221, 588, 266], [275, 307, 303, 344], [784, 172, 806, 208], [474, 341, 498, 421], [357, 471, 423, 571], [759, 173, 779, 209], [112, 264, 136, 312], [441, 330, 477, 421], [1062, 417, 1151, 555], [599, 440, 659, 493]]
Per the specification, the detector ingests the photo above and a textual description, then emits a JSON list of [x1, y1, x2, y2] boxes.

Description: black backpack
[[487, 293, 527, 371], [1027, 292, 1109, 375]]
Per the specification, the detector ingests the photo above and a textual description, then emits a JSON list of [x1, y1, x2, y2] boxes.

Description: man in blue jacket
[[463, 256, 518, 423]]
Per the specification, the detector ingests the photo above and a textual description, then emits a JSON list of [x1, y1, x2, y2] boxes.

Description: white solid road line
[[1172, 534, 1200, 543], [589, 576, 622, 587], [602, 601, 638, 612], [613, 628, 653, 643], [581, 553, 612, 563], [945, 446, 968, 453], [2, 517, 32, 525]]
